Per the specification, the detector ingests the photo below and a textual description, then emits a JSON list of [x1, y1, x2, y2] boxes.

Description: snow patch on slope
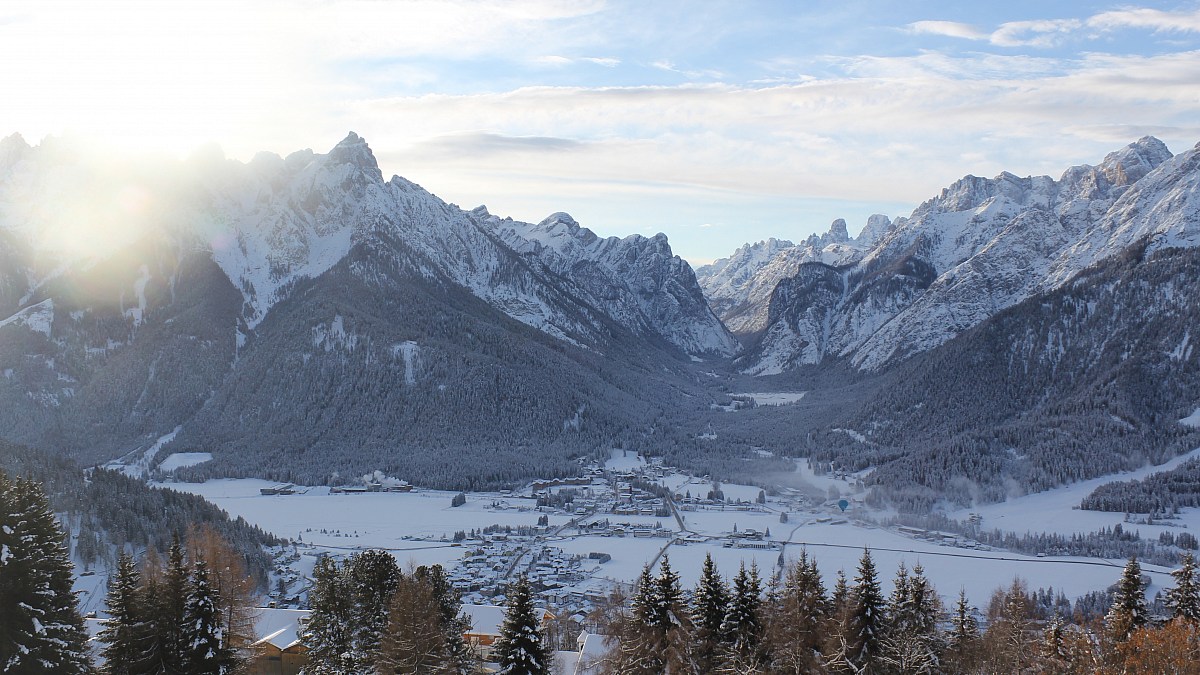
[[0, 298, 53, 336]]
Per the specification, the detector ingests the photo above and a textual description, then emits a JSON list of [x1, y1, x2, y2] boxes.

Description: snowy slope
[[696, 216, 891, 335], [735, 137, 1198, 373], [478, 210, 737, 356]]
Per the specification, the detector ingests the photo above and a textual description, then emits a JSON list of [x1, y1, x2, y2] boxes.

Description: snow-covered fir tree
[[412, 564, 474, 674], [1106, 556, 1148, 642], [347, 549, 402, 669], [494, 576, 551, 675], [303, 556, 357, 674], [719, 562, 763, 671], [0, 472, 92, 674], [690, 552, 729, 673], [181, 559, 235, 674], [843, 548, 885, 673], [1166, 551, 1200, 622]]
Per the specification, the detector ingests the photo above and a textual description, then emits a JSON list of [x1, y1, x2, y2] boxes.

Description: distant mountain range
[[1, 132, 1197, 506]]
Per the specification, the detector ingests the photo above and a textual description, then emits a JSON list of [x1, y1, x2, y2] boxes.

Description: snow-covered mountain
[[694, 215, 892, 335], [728, 137, 1200, 373], [0, 133, 728, 484]]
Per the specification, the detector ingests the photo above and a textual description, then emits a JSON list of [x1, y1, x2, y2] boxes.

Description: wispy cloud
[[1088, 8, 1200, 34], [908, 20, 988, 41], [909, 7, 1200, 48]]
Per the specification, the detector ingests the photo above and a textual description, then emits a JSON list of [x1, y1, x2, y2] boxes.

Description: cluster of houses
[[242, 605, 609, 675]]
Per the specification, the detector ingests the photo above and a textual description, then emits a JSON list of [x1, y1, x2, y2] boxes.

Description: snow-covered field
[[153, 464, 1189, 609], [732, 392, 807, 406]]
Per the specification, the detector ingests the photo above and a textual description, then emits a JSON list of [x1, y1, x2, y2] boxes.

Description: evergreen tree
[[1106, 556, 1148, 643], [181, 560, 235, 674], [304, 556, 356, 674], [720, 563, 763, 671], [881, 562, 941, 675], [0, 472, 92, 674], [1041, 611, 1068, 668], [150, 536, 190, 675], [690, 553, 728, 673], [1166, 551, 1200, 623], [843, 548, 885, 673], [347, 550, 402, 669], [764, 549, 826, 673], [494, 576, 551, 675], [98, 552, 151, 675], [943, 588, 980, 673], [653, 555, 692, 671], [613, 566, 664, 674]]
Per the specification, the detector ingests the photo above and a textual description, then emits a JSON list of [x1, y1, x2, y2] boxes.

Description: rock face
[[695, 216, 890, 336], [722, 137, 1199, 373], [0, 133, 730, 485]]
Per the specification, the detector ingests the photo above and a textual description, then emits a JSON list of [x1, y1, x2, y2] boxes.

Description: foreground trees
[[98, 534, 245, 675], [305, 552, 474, 674], [0, 471, 92, 674]]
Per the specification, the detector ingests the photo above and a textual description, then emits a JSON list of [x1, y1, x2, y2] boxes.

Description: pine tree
[[1166, 551, 1200, 623], [181, 560, 235, 674], [150, 536, 190, 675], [691, 553, 728, 673], [303, 556, 356, 674], [99, 552, 150, 675], [0, 472, 92, 674], [1106, 556, 1148, 643], [1041, 611, 1068, 667], [880, 562, 941, 674], [347, 549, 402, 669], [494, 576, 551, 675]]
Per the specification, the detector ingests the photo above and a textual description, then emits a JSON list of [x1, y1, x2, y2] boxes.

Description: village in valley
[[100, 442, 1185, 673]]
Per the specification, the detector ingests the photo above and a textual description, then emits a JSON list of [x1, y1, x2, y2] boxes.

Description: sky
[[3, 1, 1200, 264]]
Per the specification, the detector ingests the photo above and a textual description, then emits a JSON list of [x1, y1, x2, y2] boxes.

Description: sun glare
[[1, 1, 306, 158]]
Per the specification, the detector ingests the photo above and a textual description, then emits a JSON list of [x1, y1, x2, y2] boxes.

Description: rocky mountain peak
[[1097, 136, 1172, 187], [327, 131, 383, 182]]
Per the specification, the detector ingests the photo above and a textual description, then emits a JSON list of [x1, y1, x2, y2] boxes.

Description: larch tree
[[764, 549, 827, 673], [186, 523, 259, 661], [378, 575, 454, 674]]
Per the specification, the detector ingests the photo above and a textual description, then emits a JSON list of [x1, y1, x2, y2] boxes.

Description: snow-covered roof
[[462, 604, 506, 636], [574, 633, 612, 675], [253, 608, 309, 651]]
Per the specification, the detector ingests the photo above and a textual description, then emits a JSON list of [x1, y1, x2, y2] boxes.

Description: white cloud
[[990, 19, 1083, 47], [907, 20, 988, 41], [1088, 8, 1200, 34], [344, 45, 1200, 221]]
